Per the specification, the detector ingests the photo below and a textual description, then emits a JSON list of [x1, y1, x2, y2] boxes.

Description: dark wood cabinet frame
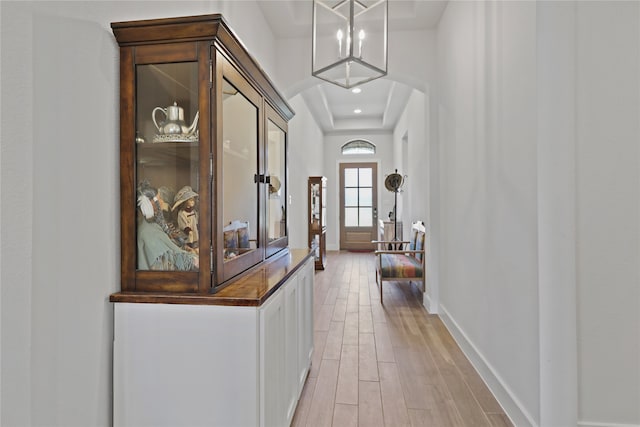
[[112, 14, 294, 295]]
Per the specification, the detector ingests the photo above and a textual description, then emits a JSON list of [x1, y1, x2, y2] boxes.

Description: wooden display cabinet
[[111, 14, 293, 294], [109, 16, 315, 427], [308, 176, 327, 270]]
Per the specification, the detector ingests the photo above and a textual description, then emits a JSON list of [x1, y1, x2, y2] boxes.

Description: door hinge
[[209, 60, 213, 87], [209, 154, 214, 182]]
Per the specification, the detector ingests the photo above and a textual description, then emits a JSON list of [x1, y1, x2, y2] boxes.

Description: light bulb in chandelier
[[358, 29, 365, 58]]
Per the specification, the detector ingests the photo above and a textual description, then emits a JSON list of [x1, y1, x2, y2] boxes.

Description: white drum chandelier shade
[[312, 0, 388, 89]]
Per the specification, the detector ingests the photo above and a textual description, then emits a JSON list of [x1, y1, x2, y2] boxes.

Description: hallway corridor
[[292, 251, 512, 427]]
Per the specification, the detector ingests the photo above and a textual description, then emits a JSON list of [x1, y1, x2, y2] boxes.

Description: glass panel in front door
[[344, 166, 374, 227]]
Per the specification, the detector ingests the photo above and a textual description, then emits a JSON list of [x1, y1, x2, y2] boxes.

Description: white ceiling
[[257, 0, 448, 134]]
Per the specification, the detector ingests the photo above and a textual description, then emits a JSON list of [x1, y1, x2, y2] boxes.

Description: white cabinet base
[[113, 257, 314, 427]]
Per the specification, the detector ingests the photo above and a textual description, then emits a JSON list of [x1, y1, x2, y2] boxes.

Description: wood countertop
[[110, 248, 313, 307]]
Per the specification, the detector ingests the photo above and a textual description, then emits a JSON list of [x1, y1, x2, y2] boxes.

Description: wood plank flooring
[[292, 251, 513, 427]]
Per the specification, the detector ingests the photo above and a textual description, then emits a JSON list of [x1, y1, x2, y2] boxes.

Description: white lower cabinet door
[[304, 260, 315, 367], [297, 260, 314, 394], [259, 264, 311, 427], [113, 303, 259, 427], [260, 288, 286, 427], [283, 272, 300, 425]]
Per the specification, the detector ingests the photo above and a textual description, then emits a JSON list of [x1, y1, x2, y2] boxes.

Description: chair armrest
[[375, 250, 424, 255]]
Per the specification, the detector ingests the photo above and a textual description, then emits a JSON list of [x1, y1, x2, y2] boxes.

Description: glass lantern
[[312, 0, 388, 89]]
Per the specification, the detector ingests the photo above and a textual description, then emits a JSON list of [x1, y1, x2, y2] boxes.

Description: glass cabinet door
[[221, 77, 258, 259], [265, 105, 288, 257], [321, 178, 327, 229], [310, 183, 321, 259], [311, 183, 321, 230], [308, 176, 327, 270], [218, 54, 264, 282], [135, 61, 200, 272]]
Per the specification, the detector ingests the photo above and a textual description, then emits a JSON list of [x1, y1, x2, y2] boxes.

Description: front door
[[339, 162, 378, 251]]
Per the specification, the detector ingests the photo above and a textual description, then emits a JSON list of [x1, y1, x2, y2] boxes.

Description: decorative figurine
[[269, 175, 281, 196], [157, 186, 176, 224], [172, 185, 199, 248], [156, 185, 193, 247], [137, 181, 198, 271]]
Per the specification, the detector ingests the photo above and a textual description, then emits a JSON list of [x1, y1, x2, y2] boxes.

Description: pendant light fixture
[[312, 0, 388, 89]]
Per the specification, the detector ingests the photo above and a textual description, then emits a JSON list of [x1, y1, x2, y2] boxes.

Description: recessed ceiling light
[[352, 87, 362, 94], [354, 109, 362, 114]]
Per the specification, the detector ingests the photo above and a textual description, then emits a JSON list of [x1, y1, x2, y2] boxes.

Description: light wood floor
[[292, 251, 513, 427]]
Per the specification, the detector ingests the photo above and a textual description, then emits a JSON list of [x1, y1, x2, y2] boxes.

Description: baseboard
[[439, 304, 538, 427], [578, 421, 640, 427], [423, 292, 437, 314]]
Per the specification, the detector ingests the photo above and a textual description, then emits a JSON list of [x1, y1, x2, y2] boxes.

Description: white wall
[[287, 95, 324, 250], [437, 1, 541, 425], [0, 3, 3, 421], [437, 1, 640, 426], [393, 89, 438, 310], [323, 133, 393, 250], [393, 90, 427, 240], [0, 2, 282, 425], [575, 2, 639, 424], [536, 2, 578, 425], [1, 5, 34, 426]]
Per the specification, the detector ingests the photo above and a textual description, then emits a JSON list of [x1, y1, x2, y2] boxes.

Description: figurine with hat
[[172, 185, 199, 248], [136, 181, 198, 271]]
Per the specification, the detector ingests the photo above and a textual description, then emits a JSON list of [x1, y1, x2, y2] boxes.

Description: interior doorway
[[339, 162, 378, 251]]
